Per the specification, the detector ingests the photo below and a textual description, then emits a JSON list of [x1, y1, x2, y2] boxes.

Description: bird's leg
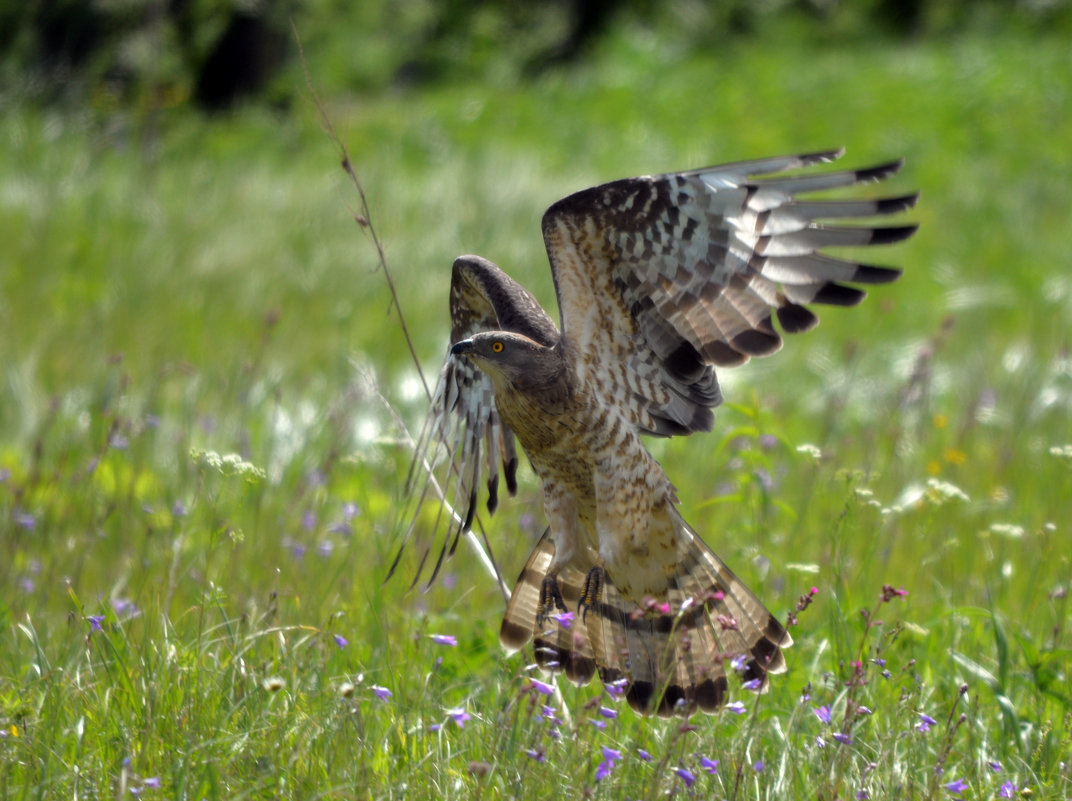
[[536, 573, 567, 626], [578, 565, 605, 623]]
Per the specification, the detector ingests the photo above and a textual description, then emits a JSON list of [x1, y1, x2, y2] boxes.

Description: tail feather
[[499, 511, 791, 716], [500, 529, 597, 685]]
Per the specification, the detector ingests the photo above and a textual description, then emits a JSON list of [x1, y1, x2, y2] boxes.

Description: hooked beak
[[450, 339, 473, 356]]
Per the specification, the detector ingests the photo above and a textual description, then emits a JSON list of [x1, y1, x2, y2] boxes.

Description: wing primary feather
[[749, 159, 905, 197], [484, 421, 500, 514], [486, 472, 500, 514], [428, 431, 481, 587], [810, 282, 867, 306], [682, 149, 845, 182], [505, 454, 519, 495], [776, 303, 819, 333], [393, 413, 456, 585], [407, 544, 432, 593], [414, 426, 468, 590], [788, 193, 919, 221]]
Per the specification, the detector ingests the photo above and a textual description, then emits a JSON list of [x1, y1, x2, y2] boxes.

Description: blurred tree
[[1, 0, 1068, 109], [2, 0, 291, 111]]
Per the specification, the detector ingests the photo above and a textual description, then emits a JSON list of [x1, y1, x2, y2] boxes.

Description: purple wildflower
[[988, 761, 1003, 773], [753, 759, 764, 772], [333, 634, 348, 649], [637, 748, 653, 762], [88, 615, 105, 632], [595, 761, 613, 782], [943, 778, 968, 795], [302, 511, 317, 531], [816, 735, 826, 748], [743, 678, 762, 691], [856, 705, 872, 716], [674, 767, 696, 788], [526, 748, 544, 762], [370, 685, 392, 701], [429, 723, 442, 732], [328, 520, 352, 535], [999, 781, 1016, 798], [529, 678, 554, 696], [14, 511, 36, 531], [725, 701, 747, 715], [857, 790, 870, 800], [172, 500, 187, 518], [700, 757, 719, 774], [606, 677, 628, 697], [112, 598, 141, 619], [730, 654, 747, 674], [143, 777, 160, 789], [447, 708, 470, 729], [590, 719, 607, 730], [598, 706, 618, 719], [814, 705, 832, 724], [916, 712, 938, 733], [552, 611, 574, 629], [601, 746, 622, 763], [832, 732, 853, 745], [430, 634, 457, 646]]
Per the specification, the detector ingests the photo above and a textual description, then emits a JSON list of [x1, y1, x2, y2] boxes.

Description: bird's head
[[450, 331, 562, 391]]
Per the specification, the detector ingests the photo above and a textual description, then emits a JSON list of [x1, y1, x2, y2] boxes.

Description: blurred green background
[[2, 2, 1071, 797]]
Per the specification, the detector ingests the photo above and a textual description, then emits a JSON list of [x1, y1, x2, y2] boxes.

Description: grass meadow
[[2, 21, 1071, 800]]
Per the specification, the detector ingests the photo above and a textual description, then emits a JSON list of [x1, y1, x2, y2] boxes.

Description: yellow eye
[[491, 341, 504, 353]]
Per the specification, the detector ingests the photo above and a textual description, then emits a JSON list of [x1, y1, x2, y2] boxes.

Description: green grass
[[2, 22, 1071, 800]]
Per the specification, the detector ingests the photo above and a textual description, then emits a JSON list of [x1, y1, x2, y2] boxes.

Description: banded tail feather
[[499, 511, 791, 717]]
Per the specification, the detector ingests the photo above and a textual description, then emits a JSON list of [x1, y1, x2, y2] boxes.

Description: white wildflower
[[190, 449, 266, 483], [988, 523, 1024, 539], [924, 477, 969, 505]]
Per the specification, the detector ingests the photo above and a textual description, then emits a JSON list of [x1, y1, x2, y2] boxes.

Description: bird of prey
[[397, 149, 916, 717]]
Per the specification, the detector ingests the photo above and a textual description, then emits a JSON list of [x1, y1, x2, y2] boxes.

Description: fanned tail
[[500, 528, 597, 685], [499, 510, 792, 717]]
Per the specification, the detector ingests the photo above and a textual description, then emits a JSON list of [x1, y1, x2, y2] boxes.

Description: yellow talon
[[578, 566, 605, 623]]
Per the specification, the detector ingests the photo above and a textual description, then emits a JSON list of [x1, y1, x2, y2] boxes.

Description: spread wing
[[391, 255, 559, 589], [541, 149, 918, 436]]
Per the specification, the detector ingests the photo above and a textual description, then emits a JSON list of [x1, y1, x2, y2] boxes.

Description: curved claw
[[577, 566, 605, 624], [536, 574, 567, 626]]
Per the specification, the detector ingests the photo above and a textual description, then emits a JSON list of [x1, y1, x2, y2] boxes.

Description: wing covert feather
[[541, 149, 917, 436]]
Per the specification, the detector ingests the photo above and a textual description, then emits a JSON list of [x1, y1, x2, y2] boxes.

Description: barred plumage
[[398, 149, 916, 716]]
